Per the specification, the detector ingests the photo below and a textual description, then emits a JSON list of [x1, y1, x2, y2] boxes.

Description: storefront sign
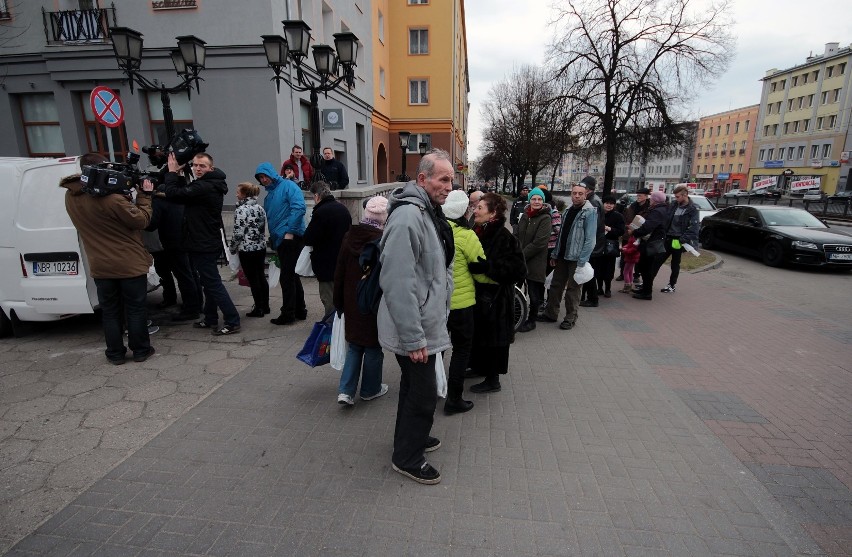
[[790, 177, 821, 191], [752, 176, 777, 190], [716, 173, 730, 180], [763, 160, 784, 168], [695, 173, 713, 179], [810, 159, 823, 168]]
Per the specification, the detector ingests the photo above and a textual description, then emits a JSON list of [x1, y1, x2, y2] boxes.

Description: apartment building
[[750, 42, 852, 194], [384, 0, 469, 185], [612, 122, 697, 193], [693, 106, 758, 192]]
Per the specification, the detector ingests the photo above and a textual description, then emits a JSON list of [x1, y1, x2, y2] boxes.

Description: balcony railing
[[42, 4, 116, 45]]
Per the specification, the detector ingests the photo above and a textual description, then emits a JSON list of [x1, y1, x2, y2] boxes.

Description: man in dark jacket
[[148, 194, 201, 320], [163, 152, 240, 336], [659, 184, 700, 293], [618, 187, 651, 281], [303, 181, 351, 314], [509, 185, 530, 234], [62, 153, 156, 364], [319, 147, 349, 190]]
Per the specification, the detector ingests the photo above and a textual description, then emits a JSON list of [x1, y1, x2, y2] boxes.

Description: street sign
[[89, 86, 124, 128]]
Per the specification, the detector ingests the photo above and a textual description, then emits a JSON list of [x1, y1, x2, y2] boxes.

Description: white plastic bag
[[267, 261, 280, 287], [228, 252, 241, 273], [544, 270, 554, 291], [435, 352, 447, 398], [146, 265, 161, 291], [573, 262, 594, 285], [682, 243, 700, 256], [330, 313, 346, 371], [295, 246, 314, 277]]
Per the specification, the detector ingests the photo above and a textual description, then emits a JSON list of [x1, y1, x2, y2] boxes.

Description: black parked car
[[699, 205, 852, 268]]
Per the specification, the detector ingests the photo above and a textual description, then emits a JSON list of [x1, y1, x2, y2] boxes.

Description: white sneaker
[[361, 383, 389, 401], [337, 393, 354, 406], [660, 284, 676, 293]]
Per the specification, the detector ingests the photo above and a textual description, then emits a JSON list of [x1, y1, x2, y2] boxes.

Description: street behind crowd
[[1, 252, 850, 556]]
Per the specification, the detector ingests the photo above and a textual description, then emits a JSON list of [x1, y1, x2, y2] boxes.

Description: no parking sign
[[90, 86, 125, 128]]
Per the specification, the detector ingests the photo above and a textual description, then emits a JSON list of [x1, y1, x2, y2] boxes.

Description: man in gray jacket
[[378, 149, 455, 485]]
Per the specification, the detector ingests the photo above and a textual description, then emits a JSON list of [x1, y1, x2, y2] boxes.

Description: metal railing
[[715, 194, 852, 218], [42, 4, 116, 44]]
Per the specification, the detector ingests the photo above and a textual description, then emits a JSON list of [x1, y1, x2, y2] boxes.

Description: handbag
[[296, 311, 335, 367], [645, 238, 666, 257], [330, 313, 346, 371], [604, 239, 620, 257], [295, 246, 314, 277]]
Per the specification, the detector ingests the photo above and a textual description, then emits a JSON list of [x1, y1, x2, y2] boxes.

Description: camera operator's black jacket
[[162, 169, 227, 254]]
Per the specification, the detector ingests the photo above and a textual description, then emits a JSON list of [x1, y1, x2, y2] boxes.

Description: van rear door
[[15, 158, 99, 315]]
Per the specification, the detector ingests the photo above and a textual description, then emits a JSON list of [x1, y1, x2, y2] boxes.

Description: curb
[[689, 250, 723, 274]]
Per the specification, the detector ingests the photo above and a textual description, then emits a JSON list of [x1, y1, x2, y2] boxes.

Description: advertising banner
[[790, 177, 820, 191], [751, 176, 777, 191]]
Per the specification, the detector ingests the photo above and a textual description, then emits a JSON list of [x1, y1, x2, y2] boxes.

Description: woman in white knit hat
[[440, 189, 487, 415]]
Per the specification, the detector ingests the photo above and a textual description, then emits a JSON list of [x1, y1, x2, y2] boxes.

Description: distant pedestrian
[[303, 181, 351, 315], [333, 195, 389, 406], [230, 182, 269, 317]]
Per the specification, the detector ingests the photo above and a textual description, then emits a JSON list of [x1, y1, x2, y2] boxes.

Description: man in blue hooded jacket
[[255, 162, 307, 325]]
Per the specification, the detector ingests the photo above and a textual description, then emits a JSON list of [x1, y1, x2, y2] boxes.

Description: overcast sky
[[464, 0, 850, 159]]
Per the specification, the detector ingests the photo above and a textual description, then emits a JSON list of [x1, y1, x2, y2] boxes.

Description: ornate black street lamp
[[261, 21, 358, 175], [108, 26, 207, 142], [396, 131, 411, 182]]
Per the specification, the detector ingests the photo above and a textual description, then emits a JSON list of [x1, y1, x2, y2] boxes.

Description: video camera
[[80, 129, 209, 197]]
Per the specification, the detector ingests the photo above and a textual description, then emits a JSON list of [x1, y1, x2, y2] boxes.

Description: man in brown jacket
[[61, 153, 156, 365]]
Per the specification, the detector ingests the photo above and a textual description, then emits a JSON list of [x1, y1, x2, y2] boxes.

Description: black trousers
[[527, 280, 545, 318], [447, 306, 474, 400], [637, 248, 667, 295], [664, 236, 684, 287], [152, 248, 200, 313], [275, 237, 306, 319], [393, 354, 439, 470], [239, 249, 269, 312]]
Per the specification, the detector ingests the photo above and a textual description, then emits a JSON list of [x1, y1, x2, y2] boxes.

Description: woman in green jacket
[[441, 190, 487, 415]]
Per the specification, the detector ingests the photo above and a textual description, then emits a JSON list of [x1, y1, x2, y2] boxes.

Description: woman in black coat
[[595, 195, 626, 297], [467, 193, 527, 394], [629, 191, 669, 300]]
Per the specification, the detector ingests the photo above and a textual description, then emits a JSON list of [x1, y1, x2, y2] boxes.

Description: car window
[[714, 207, 740, 221], [741, 207, 760, 223], [689, 196, 714, 210], [759, 209, 827, 227]]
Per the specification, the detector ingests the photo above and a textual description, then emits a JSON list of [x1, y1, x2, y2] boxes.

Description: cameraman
[[61, 153, 156, 365], [161, 152, 241, 336]]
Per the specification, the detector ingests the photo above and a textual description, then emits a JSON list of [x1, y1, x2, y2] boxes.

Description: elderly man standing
[[303, 181, 351, 315], [62, 154, 156, 364], [539, 183, 598, 331], [379, 148, 455, 485], [255, 162, 307, 325]]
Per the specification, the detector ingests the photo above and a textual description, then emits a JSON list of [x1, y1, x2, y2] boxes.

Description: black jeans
[[665, 236, 683, 287], [637, 248, 667, 295], [582, 257, 603, 302], [527, 279, 545, 318], [151, 251, 176, 304], [154, 248, 201, 313], [189, 251, 240, 328], [239, 249, 269, 312], [275, 237, 306, 319], [94, 275, 150, 361], [393, 354, 439, 469], [447, 306, 474, 400]]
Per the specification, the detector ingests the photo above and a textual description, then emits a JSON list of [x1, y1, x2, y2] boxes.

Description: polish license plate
[[828, 253, 852, 261], [33, 261, 78, 276]]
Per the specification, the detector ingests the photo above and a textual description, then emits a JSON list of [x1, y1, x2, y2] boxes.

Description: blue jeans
[[189, 251, 240, 328], [338, 343, 384, 397], [94, 276, 150, 361]]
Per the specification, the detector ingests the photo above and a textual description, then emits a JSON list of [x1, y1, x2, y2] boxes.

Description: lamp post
[[261, 22, 358, 176], [108, 27, 207, 143], [396, 131, 411, 182]]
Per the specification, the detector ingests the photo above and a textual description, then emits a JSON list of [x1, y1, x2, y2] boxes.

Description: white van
[[0, 157, 99, 337]]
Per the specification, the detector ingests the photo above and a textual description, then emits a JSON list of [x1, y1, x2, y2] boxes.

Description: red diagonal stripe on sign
[[96, 91, 121, 122]]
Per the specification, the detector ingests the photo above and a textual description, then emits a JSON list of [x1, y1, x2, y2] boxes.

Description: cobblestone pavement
[[1, 260, 849, 556]]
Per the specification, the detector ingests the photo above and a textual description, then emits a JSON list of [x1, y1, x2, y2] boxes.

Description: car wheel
[[700, 230, 716, 249], [762, 241, 784, 267], [0, 309, 12, 339]]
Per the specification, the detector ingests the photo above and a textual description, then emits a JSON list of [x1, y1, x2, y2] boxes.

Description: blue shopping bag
[[296, 311, 335, 367]]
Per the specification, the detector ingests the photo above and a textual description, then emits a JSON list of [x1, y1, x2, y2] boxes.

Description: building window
[[146, 91, 192, 146], [377, 10, 384, 43], [408, 0, 429, 3], [728, 164, 733, 172], [741, 140, 746, 151], [821, 91, 828, 104], [405, 133, 432, 153], [793, 121, 800, 133], [758, 149, 765, 161], [703, 165, 707, 173], [797, 146, 804, 159], [81, 94, 128, 161], [735, 121, 740, 133], [808, 94, 814, 107], [798, 97, 805, 109], [708, 127, 712, 137], [828, 66, 835, 78], [409, 79, 428, 104], [20, 94, 65, 156], [737, 163, 743, 172], [725, 123, 730, 134], [379, 67, 386, 97], [792, 76, 798, 87], [783, 122, 789, 134], [771, 82, 777, 92], [787, 147, 794, 159], [701, 128, 705, 138], [1, 0, 10, 19], [840, 63, 847, 75], [803, 119, 809, 131], [812, 70, 819, 81], [711, 164, 715, 173], [787, 99, 794, 111], [802, 73, 808, 84], [833, 89, 841, 103], [780, 79, 786, 88], [822, 144, 831, 158], [409, 28, 428, 55], [355, 123, 365, 181], [763, 125, 769, 137], [828, 115, 837, 128], [745, 120, 750, 132], [772, 124, 778, 135], [810, 145, 818, 158], [716, 125, 721, 135], [767, 148, 774, 160], [817, 116, 823, 129]]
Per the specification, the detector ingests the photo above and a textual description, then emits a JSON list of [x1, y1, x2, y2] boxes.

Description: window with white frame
[[783, 122, 790, 134], [379, 67, 386, 97], [767, 148, 774, 160], [409, 79, 428, 104], [735, 121, 740, 133], [409, 29, 428, 54], [745, 120, 750, 132], [737, 163, 743, 172], [817, 116, 824, 129], [797, 146, 805, 160], [810, 145, 819, 158], [793, 121, 800, 133], [408, 0, 429, 3], [803, 119, 810, 131], [828, 115, 837, 128], [403, 133, 432, 154], [787, 147, 794, 159], [20, 94, 65, 156], [758, 149, 765, 161], [808, 94, 814, 107], [821, 144, 831, 158], [821, 91, 828, 104], [1, 0, 10, 19], [787, 99, 794, 111], [828, 66, 835, 78], [147, 91, 192, 146], [798, 97, 805, 109], [741, 140, 746, 151], [832, 89, 841, 102]]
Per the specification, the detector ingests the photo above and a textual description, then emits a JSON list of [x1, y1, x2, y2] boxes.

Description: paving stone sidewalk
[[2, 268, 831, 555]]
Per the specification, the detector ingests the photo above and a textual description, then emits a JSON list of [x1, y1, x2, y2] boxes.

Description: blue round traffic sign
[[90, 86, 125, 128]]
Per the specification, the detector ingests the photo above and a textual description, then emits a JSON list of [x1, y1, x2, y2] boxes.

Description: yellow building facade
[[371, 0, 469, 185], [693, 106, 759, 192]]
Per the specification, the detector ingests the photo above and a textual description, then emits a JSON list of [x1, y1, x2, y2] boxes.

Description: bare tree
[[549, 0, 734, 195], [481, 65, 574, 196], [475, 152, 503, 189]]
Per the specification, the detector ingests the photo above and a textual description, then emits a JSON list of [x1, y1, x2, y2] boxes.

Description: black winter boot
[[470, 375, 501, 394]]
